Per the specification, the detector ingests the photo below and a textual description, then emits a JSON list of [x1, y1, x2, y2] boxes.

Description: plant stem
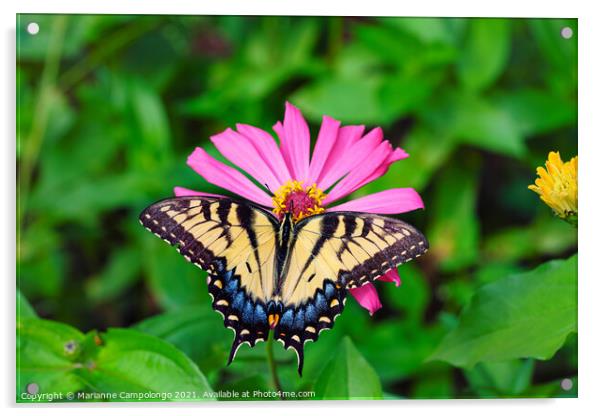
[[266, 333, 283, 394]]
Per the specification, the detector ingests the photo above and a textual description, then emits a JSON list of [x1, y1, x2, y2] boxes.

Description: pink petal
[[389, 147, 410, 162], [323, 140, 392, 204], [378, 268, 401, 287], [187, 147, 273, 207], [173, 187, 225, 198], [236, 123, 292, 186], [318, 126, 376, 191], [273, 121, 284, 141], [350, 283, 382, 316], [279, 102, 311, 181], [354, 147, 409, 190], [306, 116, 341, 185], [327, 188, 424, 214], [210, 128, 281, 191]]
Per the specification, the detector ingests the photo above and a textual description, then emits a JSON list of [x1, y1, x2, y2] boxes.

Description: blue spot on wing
[[225, 278, 238, 295], [281, 309, 294, 327], [253, 304, 267, 326], [324, 282, 335, 298], [233, 291, 245, 311], [242, 300, 254, 323], [305, 304, 317, 322], [293, 308, 305, 331], [314, 292, 328, 314]]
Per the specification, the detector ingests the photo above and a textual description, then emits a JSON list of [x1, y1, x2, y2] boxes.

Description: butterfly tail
[[227, 337, 244, 366], [274, 280, 346, 377]]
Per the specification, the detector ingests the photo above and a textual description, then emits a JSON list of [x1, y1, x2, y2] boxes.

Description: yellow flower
[[528, 151, 578, 222], [272, 180, 326, 222]]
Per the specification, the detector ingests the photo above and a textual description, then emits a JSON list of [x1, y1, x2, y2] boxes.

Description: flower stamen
[[272, 180, 326, 222]]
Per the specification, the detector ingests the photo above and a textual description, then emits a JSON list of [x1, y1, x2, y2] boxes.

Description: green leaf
[[134, 305, 230, 374], [353, 23, 420, 67], [430, 255, 577, 368], [18, 247, 65, 299], [359, 321, 444, 383], [17, 319, 214, 402], [125, 78, 172, 170], [493, 89, 577, 137], [291, 76, 387, 125], [483, 214, 577, 263], [529, 19, 577, 95], [17, 289, 37, 320], [314, 337, 382, 400], [76, 328, 214, 400], [219, 374, 273, 401], [423, 91, 526, 157], [410, 364, 454, 399], [382, 264, 429, 323], [17, 318, 86, 400], [85, 246, 142, 303], [382, 17, 455, 45], [464, 359, 534, 397], [144, 238, 206, 310], [427, 157, 480, 272], [457, 18, 511, 91]]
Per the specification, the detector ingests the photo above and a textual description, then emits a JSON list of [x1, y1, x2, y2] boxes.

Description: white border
[[4, 1, 602, 415]]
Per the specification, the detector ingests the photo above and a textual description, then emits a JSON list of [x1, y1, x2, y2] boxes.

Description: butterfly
[[140, 196, 428, 375]]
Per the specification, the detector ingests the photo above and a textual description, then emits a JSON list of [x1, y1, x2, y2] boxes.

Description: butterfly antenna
[[264, 183, 274, 197]]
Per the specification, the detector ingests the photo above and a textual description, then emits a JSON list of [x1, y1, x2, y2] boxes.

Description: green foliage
[[17, 317, 213, 402], [18, 318, 86, 397], [463, 359, 535, 397], [430, 255, 577, 368], [134, 305, 231, 374], [314, 337, 383, 400], [428, 159, 480, 272], [78, 328, 213, 400], [456, 18, 510, 91], [17, 14, 577, 400], [17, 289, 37, 319]]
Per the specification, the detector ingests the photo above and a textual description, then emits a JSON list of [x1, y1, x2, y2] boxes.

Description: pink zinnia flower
[[175, 102, 424, 315]]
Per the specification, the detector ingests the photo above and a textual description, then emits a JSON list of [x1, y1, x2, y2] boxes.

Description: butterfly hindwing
[[139, 196, 279, 361], [273, 280, 346, 375], [207, 268, 270, 363]]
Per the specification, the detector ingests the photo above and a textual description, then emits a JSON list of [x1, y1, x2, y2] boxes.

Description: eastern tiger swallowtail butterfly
[[140, 196, 428, 375]]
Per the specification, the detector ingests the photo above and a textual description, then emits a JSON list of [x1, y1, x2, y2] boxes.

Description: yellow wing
[[140, 196, 280, 364], [280, 212, 428, 307], [140, 196, 278, 301]]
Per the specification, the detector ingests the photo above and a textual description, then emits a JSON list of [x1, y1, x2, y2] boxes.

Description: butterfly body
[[140, 196, 428, 375]]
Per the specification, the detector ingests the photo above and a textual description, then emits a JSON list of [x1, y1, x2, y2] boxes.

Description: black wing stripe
[[297, 214, 339, 281], [236, 203, 264, 295]]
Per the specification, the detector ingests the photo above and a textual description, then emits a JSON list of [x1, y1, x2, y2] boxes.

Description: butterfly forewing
[[139, 196, 279, 361], [283, 212, 429, 301]]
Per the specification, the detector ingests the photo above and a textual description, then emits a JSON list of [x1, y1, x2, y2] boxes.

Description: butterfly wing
[[139, 196, 279, 363], [274, 212, 428, 373]]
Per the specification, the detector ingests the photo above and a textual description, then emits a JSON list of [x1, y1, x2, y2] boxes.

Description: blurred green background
[[17, 15, 577, 401]]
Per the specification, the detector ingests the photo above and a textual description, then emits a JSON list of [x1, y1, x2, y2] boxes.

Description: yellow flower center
[[272, 180, 326, 222], [528, 151, 578, 219]]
